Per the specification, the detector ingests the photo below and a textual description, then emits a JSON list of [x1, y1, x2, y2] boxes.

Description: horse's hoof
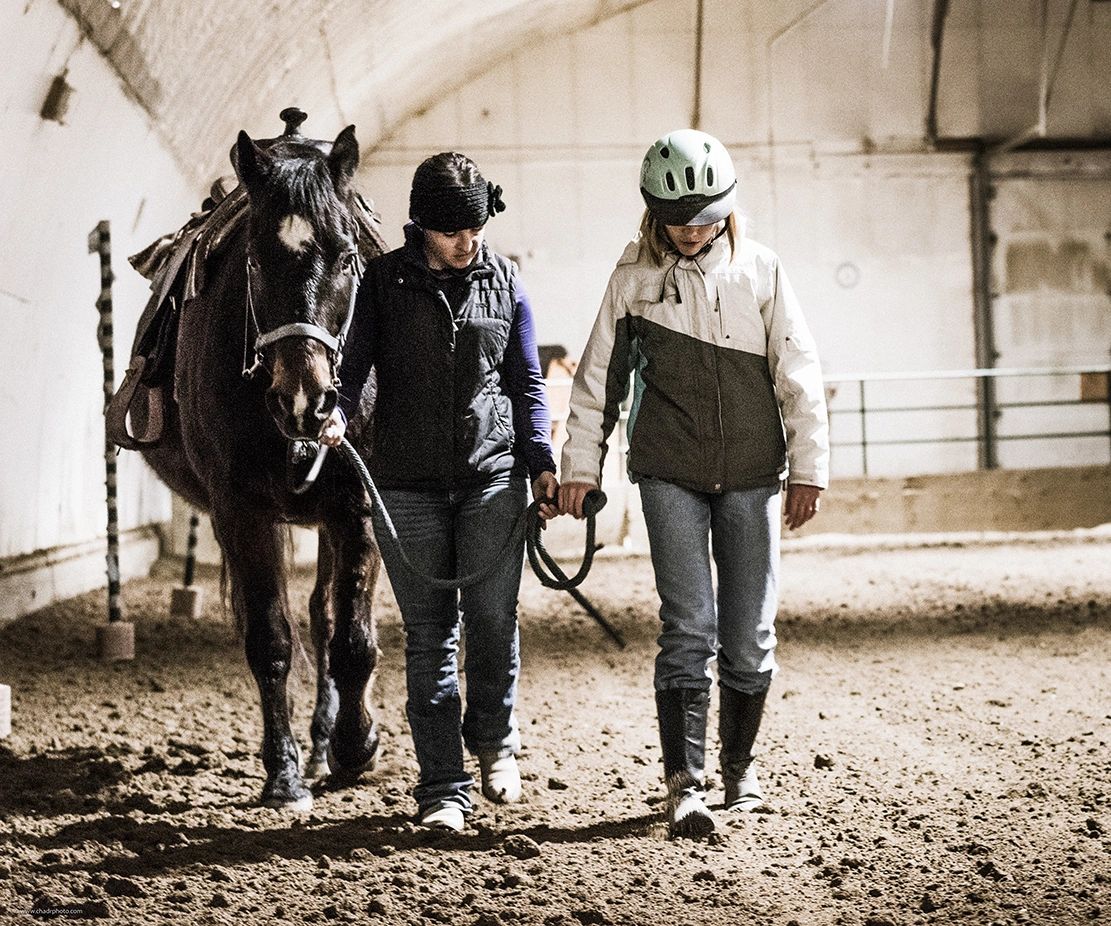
[[304, 748, 331, 780], [326, 736, 378, 785], [261, 782, 314, 812]]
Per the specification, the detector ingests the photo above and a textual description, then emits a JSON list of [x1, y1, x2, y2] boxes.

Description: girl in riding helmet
[[558, 130, 829, 838], [321, 152, 559, 832]]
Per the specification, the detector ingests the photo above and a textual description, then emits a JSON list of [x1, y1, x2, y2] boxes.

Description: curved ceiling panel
[[61, 0, 655, 183]]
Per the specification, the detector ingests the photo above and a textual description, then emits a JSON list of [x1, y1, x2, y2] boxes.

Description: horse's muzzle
[[266, 385, 338, 440]]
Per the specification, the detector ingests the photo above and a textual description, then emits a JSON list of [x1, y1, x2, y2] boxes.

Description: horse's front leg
[[305, 529, 338, 779], [323, 507, 382, 782], [214, 507, 312, 811]]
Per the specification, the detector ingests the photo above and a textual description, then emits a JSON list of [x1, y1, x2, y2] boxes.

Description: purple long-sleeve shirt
[[501, 284, 557, 480]]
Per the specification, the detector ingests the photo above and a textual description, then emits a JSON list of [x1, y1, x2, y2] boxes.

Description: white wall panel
[[1, 1, 196, 560], [458, 66, 520, 148], [513, 37, 577, 147], [571, 17, 637, 145]]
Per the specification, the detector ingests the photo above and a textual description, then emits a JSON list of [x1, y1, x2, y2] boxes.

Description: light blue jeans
[[377, 472, 527, 815], [638, 477, 781, 695]]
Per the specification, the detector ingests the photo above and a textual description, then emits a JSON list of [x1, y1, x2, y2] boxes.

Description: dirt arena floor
[[1, 532, 1108, 925]]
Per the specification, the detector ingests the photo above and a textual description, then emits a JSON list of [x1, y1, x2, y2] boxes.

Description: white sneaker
[[478, 753, 522, 804], [419, 802, 465, 832]]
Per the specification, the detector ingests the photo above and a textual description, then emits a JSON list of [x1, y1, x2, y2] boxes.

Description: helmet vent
[[660, 146, 670, 158], [685, 166, 696, 190], [707, 167, 715, 187], [665, 172, 676, 192]]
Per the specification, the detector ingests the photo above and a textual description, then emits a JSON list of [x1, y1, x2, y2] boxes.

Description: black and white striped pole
[[170, 509, 204, 618], [89, 220, 135, 661]]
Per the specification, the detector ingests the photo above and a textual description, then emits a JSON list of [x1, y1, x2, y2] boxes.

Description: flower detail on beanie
[[488, 182, 506, 217]]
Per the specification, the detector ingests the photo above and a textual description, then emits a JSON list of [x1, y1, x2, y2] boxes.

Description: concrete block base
[[170, 586, 204, 619], [0, 684, 10, 739], [96, 622, 135, 661]]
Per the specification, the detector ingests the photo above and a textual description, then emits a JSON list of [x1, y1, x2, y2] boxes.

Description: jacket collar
[[400, 222, 496, 282]]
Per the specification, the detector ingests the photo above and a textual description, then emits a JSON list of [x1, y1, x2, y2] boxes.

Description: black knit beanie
[[409, 156, 506, 233]]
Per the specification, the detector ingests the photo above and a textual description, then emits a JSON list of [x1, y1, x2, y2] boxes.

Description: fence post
[[89, 220, 135, 661], [970, 151, 999, 469], [858, 379, 869, 478]]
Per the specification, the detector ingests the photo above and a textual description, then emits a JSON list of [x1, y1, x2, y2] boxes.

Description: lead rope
[[335, 436, 605, 593]]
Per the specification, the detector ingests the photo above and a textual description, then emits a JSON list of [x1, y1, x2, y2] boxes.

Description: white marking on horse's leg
[[278, 215, 314, 253]]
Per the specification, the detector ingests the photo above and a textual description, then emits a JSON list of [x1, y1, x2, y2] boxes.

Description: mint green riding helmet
[[639, 129, 737, 226]]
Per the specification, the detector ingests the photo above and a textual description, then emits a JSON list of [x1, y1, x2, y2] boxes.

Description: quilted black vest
[[362, 241, 521, 489]]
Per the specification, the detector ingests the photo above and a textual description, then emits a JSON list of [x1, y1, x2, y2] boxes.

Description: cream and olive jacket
[[561, 232, 829, 493]]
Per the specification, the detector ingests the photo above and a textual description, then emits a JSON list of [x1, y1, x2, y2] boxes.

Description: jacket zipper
[[692, 257, 727, 491]]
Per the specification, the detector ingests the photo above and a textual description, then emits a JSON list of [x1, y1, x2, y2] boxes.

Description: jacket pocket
[[717, 276, 767, 355]]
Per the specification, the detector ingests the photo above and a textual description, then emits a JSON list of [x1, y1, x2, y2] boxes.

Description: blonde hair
[[638, 209, 740, 266]]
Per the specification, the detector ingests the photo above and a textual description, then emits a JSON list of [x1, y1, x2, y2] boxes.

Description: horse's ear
[[328, 125, 359, 195], [235, 130, 271, 189]]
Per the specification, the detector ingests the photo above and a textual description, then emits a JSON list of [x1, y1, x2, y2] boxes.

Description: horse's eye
[[340, 250, 359, 272]]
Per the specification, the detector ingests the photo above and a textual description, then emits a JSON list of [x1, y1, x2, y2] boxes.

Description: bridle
[[240, 242, 363, 496], [241, 247, 364, 385]]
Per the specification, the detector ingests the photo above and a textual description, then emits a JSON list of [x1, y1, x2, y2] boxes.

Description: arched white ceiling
[[62, 0, 657, 183]]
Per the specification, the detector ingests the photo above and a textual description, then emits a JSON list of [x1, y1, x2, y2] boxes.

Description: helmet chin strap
[[664, 219, 726, 259], [697, 221, 729, 256]]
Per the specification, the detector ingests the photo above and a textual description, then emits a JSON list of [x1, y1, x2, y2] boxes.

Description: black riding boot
[[656, 688, 715, 838], [719, 685, 768, 812]]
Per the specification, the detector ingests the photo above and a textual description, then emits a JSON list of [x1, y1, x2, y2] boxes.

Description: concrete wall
[[1, 2, 197, 598]]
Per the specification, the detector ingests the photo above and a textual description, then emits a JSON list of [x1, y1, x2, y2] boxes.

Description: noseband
[[241, 251, 363, 384]]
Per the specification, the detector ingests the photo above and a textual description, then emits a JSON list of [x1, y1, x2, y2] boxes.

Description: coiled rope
[[336, 437, 605, 593]]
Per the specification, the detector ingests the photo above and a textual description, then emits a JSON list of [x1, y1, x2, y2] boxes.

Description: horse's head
[[235, 126, 362, 441]]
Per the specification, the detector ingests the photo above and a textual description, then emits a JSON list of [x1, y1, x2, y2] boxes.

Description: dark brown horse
[[140, 125, 385, 810]]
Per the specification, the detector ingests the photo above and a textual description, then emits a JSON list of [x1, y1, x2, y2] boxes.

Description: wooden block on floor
[[96, 622, 135, 661], [170, 586, 204, 619]]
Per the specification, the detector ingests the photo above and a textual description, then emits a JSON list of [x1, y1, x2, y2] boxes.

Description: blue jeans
[[638, 477, 781, 695], [377, 472, 527, 815]]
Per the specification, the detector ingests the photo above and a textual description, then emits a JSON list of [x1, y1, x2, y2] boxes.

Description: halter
[[241, 249, 364, 384]]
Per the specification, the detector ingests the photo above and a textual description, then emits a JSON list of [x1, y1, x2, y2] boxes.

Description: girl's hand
[[532, 472, 560, 527], [558, 481, 597, 520], [320, 409, 346, 447], [784, 483, 822, 530]]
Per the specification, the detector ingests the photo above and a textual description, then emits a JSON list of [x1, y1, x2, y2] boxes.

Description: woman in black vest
[[321, 153, 559, 832]]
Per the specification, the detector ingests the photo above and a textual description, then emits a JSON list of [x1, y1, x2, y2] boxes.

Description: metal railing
[[825, 365, 1111, 476]]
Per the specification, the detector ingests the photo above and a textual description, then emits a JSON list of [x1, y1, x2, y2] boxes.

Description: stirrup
[[105, 356, 165, 450]]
